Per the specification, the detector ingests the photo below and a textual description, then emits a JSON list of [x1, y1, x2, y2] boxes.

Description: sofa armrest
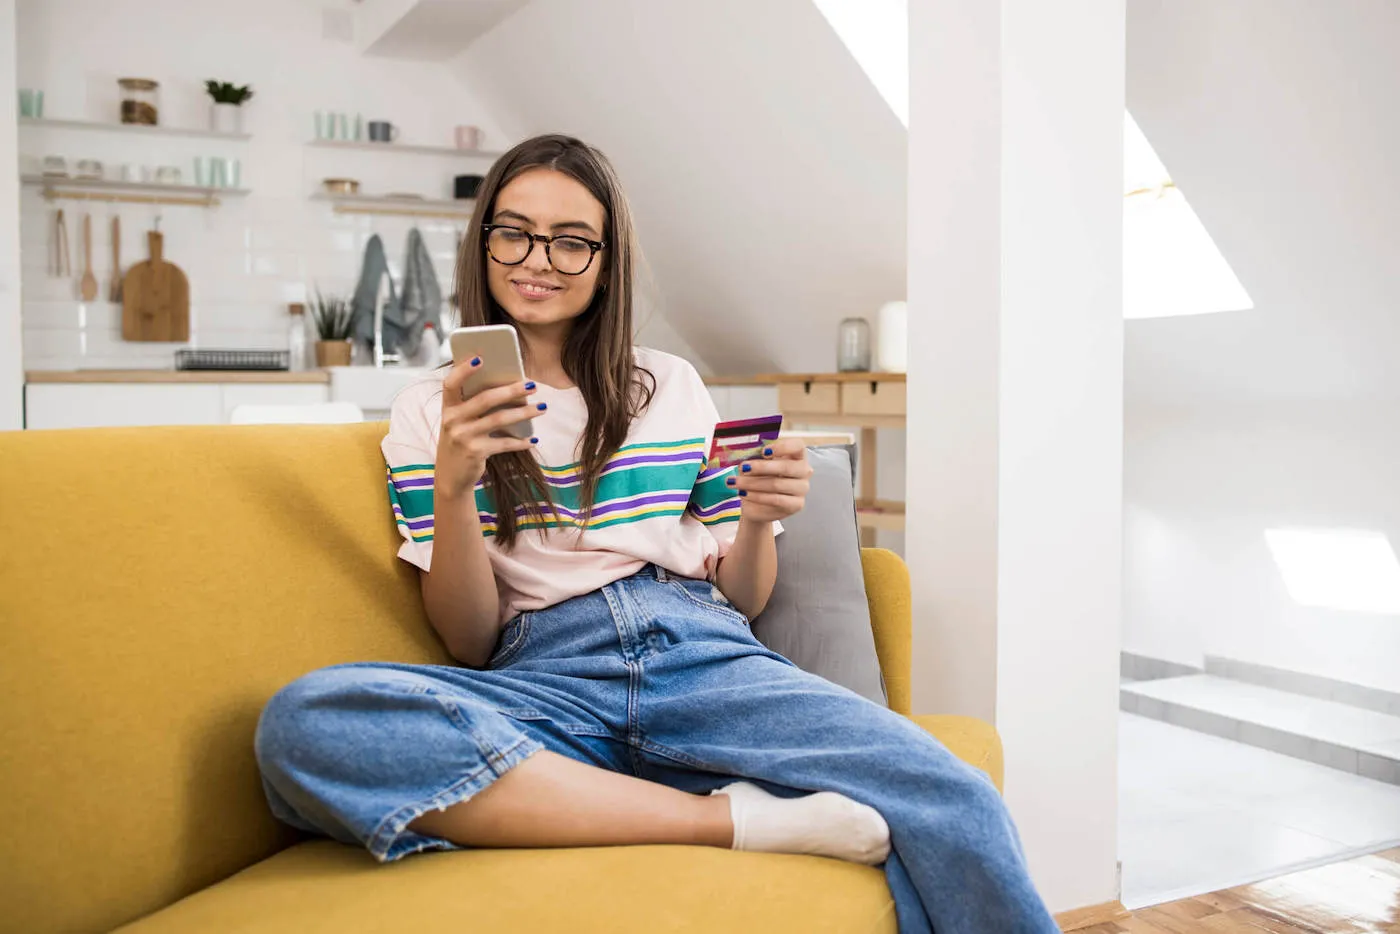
[[859, 549, 1005, 793], [910, 715, 1005, 792], [860, 547, 912, 716]]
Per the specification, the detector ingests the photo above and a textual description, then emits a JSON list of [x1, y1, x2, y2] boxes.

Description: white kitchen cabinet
[[25, 382, 331, 430], [219, 384, 330, 422], [26, 384, 224, 429], [707, 384, 780, 422]]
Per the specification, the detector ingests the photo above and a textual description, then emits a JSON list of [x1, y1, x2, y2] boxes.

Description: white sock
[[710, 781, 891, 865]]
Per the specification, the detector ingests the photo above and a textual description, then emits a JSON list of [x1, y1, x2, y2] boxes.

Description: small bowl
[[323, 178, 360, 195], [454, 174, 484, 199], [75, 159, 104, 180], [155, 165, 182, 185]]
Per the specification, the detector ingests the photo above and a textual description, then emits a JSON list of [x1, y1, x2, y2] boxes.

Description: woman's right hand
[[436, 357, 542, 501]]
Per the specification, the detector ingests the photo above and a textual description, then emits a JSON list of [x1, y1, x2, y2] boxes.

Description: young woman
[[256, 134, 1058, 933]]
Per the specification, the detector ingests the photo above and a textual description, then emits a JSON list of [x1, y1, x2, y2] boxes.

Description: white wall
[[14, 0, 508, 371], [0, 0, 22, 428], [453, 0, 908, 377], [1125, 402, 1400, 693], [1121, 1, 1400, 694], [908, 0, 1122, 913], [1125, 0, 1400, 407]]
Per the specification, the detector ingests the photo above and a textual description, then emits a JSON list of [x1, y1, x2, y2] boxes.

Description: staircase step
[[1121, 675, 1400, 785]]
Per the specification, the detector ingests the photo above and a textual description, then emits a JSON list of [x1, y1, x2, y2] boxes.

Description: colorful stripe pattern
[[387, 437, 741, 541], [688, 463, 743, 527]]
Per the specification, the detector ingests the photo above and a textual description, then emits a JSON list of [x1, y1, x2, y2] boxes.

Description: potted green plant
[[309, 289, 354, 367], [205, 80, 253, 134]]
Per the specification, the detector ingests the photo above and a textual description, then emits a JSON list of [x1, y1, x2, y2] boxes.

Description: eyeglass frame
[[481, 224, 607, 276]]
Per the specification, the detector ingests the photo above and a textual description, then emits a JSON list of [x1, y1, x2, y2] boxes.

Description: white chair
[[228, 402, 365, 425]]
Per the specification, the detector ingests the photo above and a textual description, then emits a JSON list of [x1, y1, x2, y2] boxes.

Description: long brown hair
[[453, 134, 655, 548]]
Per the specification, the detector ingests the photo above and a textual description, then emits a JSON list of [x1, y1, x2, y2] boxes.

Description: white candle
[[876, 300, 908, 372]]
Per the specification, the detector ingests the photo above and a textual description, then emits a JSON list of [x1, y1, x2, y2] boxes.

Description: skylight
[[815, 4, 1254, 320], [810, 0, 908, 126], [1265, 528, 1400, 616], [1122, 114, 1252, 320]]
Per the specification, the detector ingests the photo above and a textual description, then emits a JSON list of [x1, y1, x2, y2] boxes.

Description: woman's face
[[486, 167, 608, 331]]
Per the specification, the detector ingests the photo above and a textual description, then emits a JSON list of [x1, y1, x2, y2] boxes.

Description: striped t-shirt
[[381, 347, 758, 623]]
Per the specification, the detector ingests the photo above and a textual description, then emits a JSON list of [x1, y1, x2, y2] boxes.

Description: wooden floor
[[1082, 848, 1400, 933]]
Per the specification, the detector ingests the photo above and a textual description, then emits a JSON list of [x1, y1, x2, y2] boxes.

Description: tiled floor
[[1119, 712, 1400, 908]]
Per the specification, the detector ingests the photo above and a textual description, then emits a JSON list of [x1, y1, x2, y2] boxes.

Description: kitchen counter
[[26, 369, 332, 384]]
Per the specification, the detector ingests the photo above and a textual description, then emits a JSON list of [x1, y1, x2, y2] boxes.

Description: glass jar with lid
[[118, 78, 159, 125], [837, 317, 872, 372]]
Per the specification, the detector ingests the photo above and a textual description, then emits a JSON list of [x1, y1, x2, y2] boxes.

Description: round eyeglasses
[[483, 224, 607, 276]]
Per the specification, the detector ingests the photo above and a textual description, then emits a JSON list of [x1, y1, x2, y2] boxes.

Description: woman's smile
[[510, 277, 564, 301]]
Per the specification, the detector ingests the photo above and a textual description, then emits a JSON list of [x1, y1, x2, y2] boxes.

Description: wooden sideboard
[[752, 372, 906, 545]]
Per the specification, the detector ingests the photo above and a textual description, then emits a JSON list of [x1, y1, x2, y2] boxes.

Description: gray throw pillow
[[751, 446, 888, 706]]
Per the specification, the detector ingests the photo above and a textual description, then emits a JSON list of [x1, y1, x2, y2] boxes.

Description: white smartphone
[[447, 324, 534, 440]]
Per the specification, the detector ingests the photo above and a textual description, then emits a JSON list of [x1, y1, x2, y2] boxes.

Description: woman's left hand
[[726, 438, 813, 523]]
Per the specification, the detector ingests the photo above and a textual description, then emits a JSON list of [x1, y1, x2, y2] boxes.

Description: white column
[[0, 0, 21, 430], [907, 0, 1124, 914]]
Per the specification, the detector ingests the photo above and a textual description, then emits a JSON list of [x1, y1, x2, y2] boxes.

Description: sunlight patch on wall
[[1265, 528, 1400, 615]]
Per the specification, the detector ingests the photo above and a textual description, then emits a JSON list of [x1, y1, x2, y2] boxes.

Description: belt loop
[[653, 564, 669, 582]]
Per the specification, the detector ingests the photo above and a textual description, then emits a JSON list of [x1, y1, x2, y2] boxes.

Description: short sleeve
[[381, 385, 440, 572]]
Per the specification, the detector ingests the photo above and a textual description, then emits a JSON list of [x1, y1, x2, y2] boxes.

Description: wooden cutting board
[[122, 230, 189, 342]]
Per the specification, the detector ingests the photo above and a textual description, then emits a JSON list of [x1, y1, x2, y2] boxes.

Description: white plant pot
[[210, 102, 243, 135]]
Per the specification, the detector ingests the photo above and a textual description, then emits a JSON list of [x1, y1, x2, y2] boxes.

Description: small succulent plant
[[205, 80, 254, 105], [309, 288, 354, 341]]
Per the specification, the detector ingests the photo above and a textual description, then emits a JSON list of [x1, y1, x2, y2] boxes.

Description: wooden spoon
[[79, 213, 98, 302], [109, 215, 122, 302]]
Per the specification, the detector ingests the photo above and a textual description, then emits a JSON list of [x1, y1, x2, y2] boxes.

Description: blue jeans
[[256, 567, 1057, 933]]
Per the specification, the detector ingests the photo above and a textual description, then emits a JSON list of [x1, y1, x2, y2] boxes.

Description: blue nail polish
[[741, 463, 752, 473], [726, 477, 736, 487], [524, 381, 536, 391], [739, 489, 748, 497], [763, 447, 773, 457], [529, 436, 539, 444], [469, 356, 481, 366], [536, 402, 548, 411]]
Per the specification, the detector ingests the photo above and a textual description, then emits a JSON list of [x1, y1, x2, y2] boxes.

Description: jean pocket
[[669, 578, 750, 628], [487, 613, 532, 668]]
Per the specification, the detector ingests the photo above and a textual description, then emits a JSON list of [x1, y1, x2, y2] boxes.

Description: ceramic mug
[[454, 125, 484, 150], [19, 88, 43, 119], [367, 120, 398, 143]]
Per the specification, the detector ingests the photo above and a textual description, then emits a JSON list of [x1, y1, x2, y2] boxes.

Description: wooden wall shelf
[[307, 139, 504, 159], [311, 191, 475, 220], [22, 175, 248, 208], [19, 117, 250, 142]]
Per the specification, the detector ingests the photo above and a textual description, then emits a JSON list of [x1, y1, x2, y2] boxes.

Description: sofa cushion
[[0, 422, 449, 934], [753, 446, 887, 705], [114, 840, 898, 934]]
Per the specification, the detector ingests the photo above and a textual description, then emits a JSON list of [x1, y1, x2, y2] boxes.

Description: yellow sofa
[[0, 422, 1002, 933]]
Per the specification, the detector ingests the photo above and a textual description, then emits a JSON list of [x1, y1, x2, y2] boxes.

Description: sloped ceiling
[[1126, 0, 1400, 404], [451, 0, 907, 375], [442, 0, 1397, 394]]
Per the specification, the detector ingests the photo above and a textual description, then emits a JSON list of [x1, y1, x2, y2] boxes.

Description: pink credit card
[[708, 415, 783, 470]]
